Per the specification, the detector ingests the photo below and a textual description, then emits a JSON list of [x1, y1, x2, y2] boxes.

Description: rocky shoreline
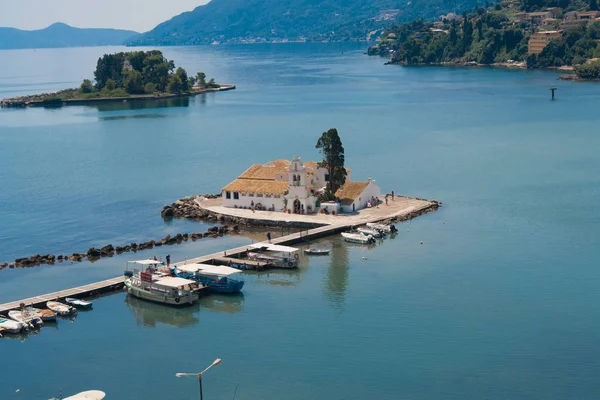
[[0, 225, 237, 270]]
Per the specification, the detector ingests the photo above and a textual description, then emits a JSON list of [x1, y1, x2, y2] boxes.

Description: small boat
[[175, 264, 244, 293], [9, 309, 43, 329], [341, 232, 375, 244], [304, 248, 330, 255], [366, 222, 397, 234], [0, 317, 26, 333], [65, 297, 93, 309], [357, 227, 384, 238], [247, 242, 300, 268], [47, 301, 76, 316], [29, 307, 57, 322]]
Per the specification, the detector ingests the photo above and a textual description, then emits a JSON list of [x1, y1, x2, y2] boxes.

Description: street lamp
[[176, 358, 222, 400]]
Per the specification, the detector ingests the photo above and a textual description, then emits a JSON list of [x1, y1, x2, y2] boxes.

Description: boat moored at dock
[[47, 301, 77, 316], [65, 297, 93, 310], [341, 232, 375, 244], [247, 242, 300, 268], [8, 309, 43, 329], [366, 222, 396, 234], [174, 264, 244, 293], [357, 227, 384, 238], [29, 307, 57, 322], [0, 317, 26, 333], [124, 260, 204, 306]]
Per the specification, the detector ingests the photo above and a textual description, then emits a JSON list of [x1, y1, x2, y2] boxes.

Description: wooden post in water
[[550, 87, 557, 100]]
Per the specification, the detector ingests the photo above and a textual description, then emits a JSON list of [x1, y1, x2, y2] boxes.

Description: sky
[[0, 0, 210, 32]]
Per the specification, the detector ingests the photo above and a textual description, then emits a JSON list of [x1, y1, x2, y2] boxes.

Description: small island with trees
[[1, 50, 235, 108]]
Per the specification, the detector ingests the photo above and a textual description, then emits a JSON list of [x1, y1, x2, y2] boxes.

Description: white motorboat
[[65, 297, 93, 309], [341, 232, 375, 244], [366, 222, 397, 234], [357, 227, 384, 238], [0, 317, 26, 333], [125, 260, 203, 306], [9, 309, 43, 329], [47, 301, 76, 316], [247, 242, 300, 268]]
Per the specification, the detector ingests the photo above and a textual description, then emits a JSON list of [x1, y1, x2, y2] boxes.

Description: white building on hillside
[[221, 156, 380, 214]]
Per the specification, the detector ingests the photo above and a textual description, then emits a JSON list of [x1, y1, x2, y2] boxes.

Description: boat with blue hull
[[174, 264, 244, 293]]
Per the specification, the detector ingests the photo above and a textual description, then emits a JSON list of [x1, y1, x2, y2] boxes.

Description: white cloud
[[0, 0, 210, 32]]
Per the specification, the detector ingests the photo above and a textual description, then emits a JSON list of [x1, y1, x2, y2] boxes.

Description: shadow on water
[[251, 267, 305, 287], [125, 295, 200, 328], [124, 292, 246, 327], [324, 240, 350, 309]]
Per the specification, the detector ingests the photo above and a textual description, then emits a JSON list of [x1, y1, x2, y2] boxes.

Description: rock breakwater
[[0, 225, 238, 271]]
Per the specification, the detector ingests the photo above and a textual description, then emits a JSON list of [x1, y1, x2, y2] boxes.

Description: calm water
[[1, 44, 600, 399]]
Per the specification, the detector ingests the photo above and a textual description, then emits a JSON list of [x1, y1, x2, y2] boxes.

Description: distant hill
[[129, 0, 491, 45], [0, 23, 138, 50]]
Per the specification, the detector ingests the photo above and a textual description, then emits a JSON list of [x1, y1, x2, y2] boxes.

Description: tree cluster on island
[[316, 128, 347, 202], [368, 0, 600, 78], [79, 50, 219, 98]]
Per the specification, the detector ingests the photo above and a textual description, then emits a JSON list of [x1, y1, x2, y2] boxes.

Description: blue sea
[[1, 43, 600, 399]]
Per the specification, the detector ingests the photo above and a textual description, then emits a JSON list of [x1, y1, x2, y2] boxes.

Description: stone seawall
[[0, 225, 237, 271]]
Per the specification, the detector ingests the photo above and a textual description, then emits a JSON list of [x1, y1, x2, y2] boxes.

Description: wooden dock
[[0, 276, 125, 314], [0, 200, 438, 314]]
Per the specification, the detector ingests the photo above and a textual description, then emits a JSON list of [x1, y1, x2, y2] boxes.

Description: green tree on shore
[[316, 128, 347, 200]]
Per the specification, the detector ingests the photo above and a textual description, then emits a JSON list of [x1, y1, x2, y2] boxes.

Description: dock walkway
[[0, 276, 124, 314], [0, 199, 438, 314]]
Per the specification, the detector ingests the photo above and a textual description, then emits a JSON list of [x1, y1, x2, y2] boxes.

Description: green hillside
[[130, 0, 491, 45], [368, 0, 600, 74]]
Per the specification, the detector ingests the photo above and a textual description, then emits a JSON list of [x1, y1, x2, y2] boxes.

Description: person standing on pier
[[267, 232, 272, 243], [166, 254, 171, 267], [385, 194, 389, 205], [392, 191, 395, 201]]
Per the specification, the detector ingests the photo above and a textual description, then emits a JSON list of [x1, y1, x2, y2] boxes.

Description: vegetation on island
[[316, 128, 347, 201], [129, 0, 490, 45], [3, 50, 220, 105], [368, 0, 600, 78]]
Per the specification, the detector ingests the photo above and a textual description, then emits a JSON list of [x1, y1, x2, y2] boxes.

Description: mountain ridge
[[130, 0, 491, 45], [0, 23, 139, 50]]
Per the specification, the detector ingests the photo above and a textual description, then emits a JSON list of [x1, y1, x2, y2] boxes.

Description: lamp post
[[176, 358, 222, 400]]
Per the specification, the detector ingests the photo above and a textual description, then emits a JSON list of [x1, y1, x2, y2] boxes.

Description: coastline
[[0, 84, 236, 108]]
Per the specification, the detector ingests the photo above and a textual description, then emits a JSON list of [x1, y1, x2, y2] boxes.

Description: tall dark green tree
[[315, 128, 347, 200]]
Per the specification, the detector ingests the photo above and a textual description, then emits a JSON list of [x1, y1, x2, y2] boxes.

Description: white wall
[[222, 190, 286, 211], [339, 181, 381, 213]]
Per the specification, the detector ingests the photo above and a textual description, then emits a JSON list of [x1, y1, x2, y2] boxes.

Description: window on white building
[[226, 191, 231, 199], [233, 192, 239, 200]]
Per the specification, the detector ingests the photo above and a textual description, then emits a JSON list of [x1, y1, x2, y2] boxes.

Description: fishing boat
[[357, 227, 384, 238], [341, 232, 375, 244], [9, 309, 43, 329], [29, 307, 57, 322], [366, 222, 397, 234], [65, 297, 93, 309], [47, 301, 76, 316], [174, 264, 244, 293], [247, 242, 300, 268], [304, 248, 330, 255], [0, 317, 26, 333], [125, 261, 202, 305]]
